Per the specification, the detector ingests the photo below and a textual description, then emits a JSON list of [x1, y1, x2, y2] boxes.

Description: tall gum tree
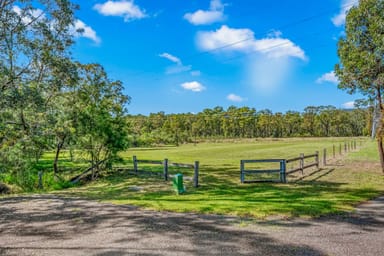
[[335, 0, 384, 173]]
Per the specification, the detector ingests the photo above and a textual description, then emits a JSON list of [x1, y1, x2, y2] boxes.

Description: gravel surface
[[0, 195, 383, 256]]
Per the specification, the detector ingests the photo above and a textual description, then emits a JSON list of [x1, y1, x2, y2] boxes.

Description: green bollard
[[173, 173, 185, 194]]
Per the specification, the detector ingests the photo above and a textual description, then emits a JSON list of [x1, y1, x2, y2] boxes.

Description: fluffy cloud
[[93, 0, 147, 22], [196, 25, 306, 94], [342, 101, 355, 109], [181, 81, 206, 92], [316, 71, 339, 84], [332, 0, 358, 27], [184, 0, 225, 25], [196, 25, 306, 60], [74, 20, 101, 44], [227, 94, 245, 102]]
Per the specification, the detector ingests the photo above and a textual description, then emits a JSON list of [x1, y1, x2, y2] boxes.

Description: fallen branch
[[69, 160, 106, 184]]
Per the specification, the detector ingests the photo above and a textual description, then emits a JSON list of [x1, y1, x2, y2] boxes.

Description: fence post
[[280, 160, 287, 183], [38, 171, 43, 189], [133, 156, 138, 173], [339, 144, 342, 156], [240, 160, 245, 183], [344, 143, 347, 153], [163, 158, 168, 181], [354, 140, 357, 150], [323, 148, 327, 166], [315, 151, 319, 169], [300, 153, 304, 175], [194, 161, 199, 188], [333, 145, 335, 158]]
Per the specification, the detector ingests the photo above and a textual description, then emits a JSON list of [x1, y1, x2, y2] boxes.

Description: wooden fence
[[132, 156, 199, 188], [240, 139, 362, 184], [286, 152, 319, 176], [240, 152, 319, 183], [240, 159, 287, 183]]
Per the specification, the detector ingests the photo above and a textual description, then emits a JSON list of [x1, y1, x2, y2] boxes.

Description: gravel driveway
[[0, 194, 383, 256]]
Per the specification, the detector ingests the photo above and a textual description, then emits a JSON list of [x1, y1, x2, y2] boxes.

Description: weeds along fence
[[132, 156, 199, 188]]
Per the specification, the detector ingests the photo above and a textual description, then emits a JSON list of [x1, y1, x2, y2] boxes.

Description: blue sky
[[70, 0, 360, 115]]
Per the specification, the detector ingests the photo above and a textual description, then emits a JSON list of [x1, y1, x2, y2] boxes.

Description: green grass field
[[57, 137, 384, 218]]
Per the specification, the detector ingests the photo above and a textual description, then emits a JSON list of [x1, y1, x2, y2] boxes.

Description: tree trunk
[[377, 136, 384, 173], [53, 137, 66, 175], [377, 109, 384, 173], [376, 88, 384, 173]]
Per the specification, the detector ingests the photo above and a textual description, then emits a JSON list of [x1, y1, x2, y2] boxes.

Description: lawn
[[58, 137, 384, 218]]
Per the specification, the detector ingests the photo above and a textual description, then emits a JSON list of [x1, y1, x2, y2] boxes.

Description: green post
[[173, 174, 185, 194]]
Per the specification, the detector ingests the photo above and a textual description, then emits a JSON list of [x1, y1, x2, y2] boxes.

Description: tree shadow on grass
[[59, 165, 384, 221]]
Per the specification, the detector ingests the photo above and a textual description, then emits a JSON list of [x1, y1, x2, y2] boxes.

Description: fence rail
[[240, 139, 362, 184], [241, 151, 320, 183], [240, 159, 286, 183], [132, 156, 199, 188], [286, 152, 319, 176]]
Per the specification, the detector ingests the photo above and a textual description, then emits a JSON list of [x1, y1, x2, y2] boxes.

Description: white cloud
[[196, 25, 306, 60], [342, 101, 355, 109], [332, 0, 358, 27], [159, 53, 181, 65], [181, 81, 206, 92], [74, 20, 101, 44], [316, 71, 339, 84], [159, 52, 196, 75], [196, 26, 306, 94], [184, 0, 225, 25], [93, 0, 147, 22], [227, 94, 245, 102]]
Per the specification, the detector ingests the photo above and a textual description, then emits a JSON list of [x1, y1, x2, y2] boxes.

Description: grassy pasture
[[58, 137, 384, 218]]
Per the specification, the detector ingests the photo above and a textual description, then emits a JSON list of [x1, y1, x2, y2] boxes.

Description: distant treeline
[[126, 105, 371, 146]]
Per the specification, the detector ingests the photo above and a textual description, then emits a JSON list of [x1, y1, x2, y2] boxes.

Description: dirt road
[[0, 195, 383, 256]]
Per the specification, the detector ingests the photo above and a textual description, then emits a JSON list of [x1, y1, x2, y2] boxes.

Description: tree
[[335, 0, 384, 172], [0, 0, 78, 187], [0, 1, 131, 188], [74, 63, 129, 179]]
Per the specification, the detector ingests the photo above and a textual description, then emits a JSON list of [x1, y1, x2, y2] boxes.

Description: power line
[[183, 1, 358, 61], [127, 0, 358, 80]]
